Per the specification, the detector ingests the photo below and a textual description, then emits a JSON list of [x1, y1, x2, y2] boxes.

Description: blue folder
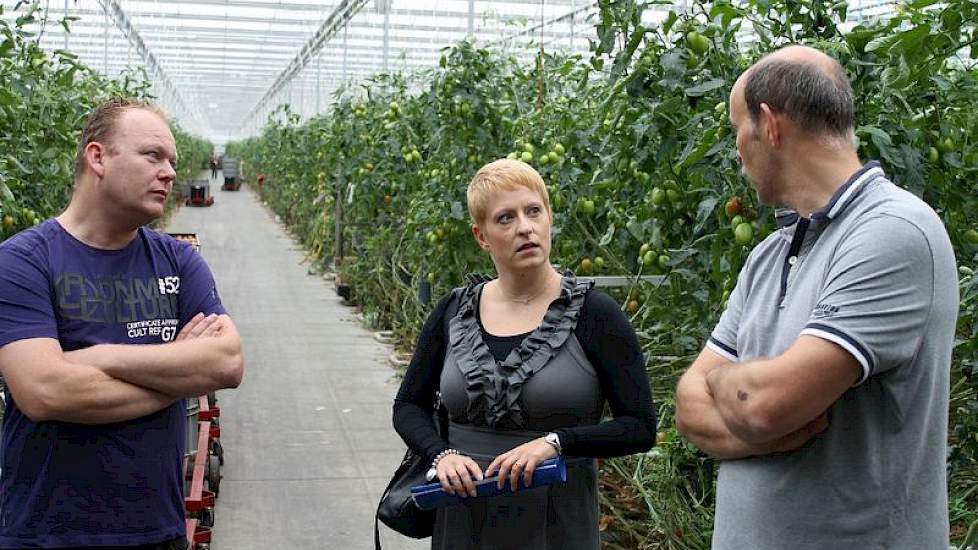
[[410, 456, 567, 510]]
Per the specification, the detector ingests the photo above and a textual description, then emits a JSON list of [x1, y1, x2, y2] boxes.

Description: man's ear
[[85, 142, 107, 178], [758, 103, 782, 147], [472, 223, 490, 251]]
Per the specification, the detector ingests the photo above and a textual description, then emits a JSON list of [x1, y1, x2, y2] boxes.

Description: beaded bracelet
[[431, 448, 460, 469], [425, 448, 460, 481]]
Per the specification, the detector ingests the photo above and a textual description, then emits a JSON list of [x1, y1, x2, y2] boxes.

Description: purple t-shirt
[[0, 220, 226, 548]]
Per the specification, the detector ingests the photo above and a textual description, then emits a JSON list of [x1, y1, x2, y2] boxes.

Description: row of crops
[[228, 0, 977, 546], [0, 3, 210, 240]]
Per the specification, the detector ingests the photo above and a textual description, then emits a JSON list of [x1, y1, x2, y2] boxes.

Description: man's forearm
[[71, 332, 243, 398], [38, 365, 175, 424], [706, 360, 804, 443], [676, 371, 777, 459]]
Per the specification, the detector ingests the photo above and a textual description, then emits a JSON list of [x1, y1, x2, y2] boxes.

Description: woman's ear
[[472, 223, 490, 251]]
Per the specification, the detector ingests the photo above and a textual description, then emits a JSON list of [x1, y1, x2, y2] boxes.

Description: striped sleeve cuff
[[706, 337, 738, 362], [801, 323, 875, 385]]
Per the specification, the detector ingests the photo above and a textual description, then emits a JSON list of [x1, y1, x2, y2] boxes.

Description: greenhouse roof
[[14, 0, 610, 144], [9, 0, 896, 145]]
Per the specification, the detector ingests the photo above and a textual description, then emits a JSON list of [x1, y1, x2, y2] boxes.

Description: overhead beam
[[241, 0, 369, 131], [94, 0, 208, 135]]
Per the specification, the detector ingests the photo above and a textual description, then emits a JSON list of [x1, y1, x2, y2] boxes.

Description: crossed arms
[[0, 313, 243, 425], [675, 335, 860, 459]]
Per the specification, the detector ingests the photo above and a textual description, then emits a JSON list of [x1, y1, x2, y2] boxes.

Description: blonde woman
[[393, 158, 656, 549]]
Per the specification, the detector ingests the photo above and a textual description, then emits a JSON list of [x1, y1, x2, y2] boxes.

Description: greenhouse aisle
[[166, 173, 428, 550]]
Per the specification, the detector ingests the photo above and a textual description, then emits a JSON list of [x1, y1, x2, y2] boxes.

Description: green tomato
[[734, 222, 754, 246], [650, 187, 666, 205], [639, 243, 652, 256], [730, 215, 745, 228], [658, 254, 671, 270], [523, 143, 535, 154], [594, 256, 605, 270], [548, 151, 560, 164], [581, 199, 595, 216], [928, 147, 940, 164], [642, 250, 656, 267], [965, 229, 978, 244], [686, 31, 710, 55], [666, 189, 681, 205], [554, 143, 565, 155], [520, 151, 533, 163]]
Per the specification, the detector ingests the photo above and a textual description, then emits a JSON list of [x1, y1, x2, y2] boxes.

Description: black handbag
[[375, 289, 462, 549], [374, 394, 449, 549], [376, 446, 436, 539]]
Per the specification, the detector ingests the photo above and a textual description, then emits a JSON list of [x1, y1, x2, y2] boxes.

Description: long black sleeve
[[555, 289, 657, 458], [392, 292, 453, 464]]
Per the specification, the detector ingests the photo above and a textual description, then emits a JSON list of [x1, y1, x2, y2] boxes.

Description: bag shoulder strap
[[376, 286, 465, 549]]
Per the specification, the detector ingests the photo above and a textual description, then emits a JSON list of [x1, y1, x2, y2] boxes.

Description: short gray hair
[[743, 58, 854, 141]]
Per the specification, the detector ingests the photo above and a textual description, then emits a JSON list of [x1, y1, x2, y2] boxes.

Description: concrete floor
[[166, 172, 428, 550]]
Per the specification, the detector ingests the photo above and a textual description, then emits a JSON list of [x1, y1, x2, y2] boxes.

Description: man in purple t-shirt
[[0, 98, 244, 549]]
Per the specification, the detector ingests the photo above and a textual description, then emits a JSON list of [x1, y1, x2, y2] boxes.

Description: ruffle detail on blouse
[[447, 275, 593, 429]]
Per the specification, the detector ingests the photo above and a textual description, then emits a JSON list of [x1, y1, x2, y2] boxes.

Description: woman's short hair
[[467, 159, 551, 225]]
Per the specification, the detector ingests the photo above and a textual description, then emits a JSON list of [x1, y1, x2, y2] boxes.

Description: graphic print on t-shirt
[[54, 272, 180, 342]]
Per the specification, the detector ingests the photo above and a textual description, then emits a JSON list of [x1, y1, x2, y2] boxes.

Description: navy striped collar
[[775, 161, 884, 229]]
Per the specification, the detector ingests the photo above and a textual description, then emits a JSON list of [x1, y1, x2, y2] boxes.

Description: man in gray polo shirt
[[675, 45, 958, 549]]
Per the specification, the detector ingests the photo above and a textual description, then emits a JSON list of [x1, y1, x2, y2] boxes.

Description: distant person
[[393, 158, 656, 549], [675, 45, 957, 549], [0, 97, 244, 549], [210, 156, 218, 179]]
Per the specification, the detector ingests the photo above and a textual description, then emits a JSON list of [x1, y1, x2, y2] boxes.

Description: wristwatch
[[544, 432, 562, 456]]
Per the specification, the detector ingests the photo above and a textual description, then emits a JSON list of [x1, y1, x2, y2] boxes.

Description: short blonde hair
[[466, 159, 551, 225]]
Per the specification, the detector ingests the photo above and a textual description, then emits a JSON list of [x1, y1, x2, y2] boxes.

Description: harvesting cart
[[221, 157, 241, 191], [185, 179, 215, 207], [168, 233, 225, 550]]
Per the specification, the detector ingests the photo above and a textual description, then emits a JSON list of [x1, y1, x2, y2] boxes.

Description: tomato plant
[[228, 1, 977, 547]]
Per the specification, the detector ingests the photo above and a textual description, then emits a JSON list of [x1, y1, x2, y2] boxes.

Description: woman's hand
[[436, 454, 484, 498], [485, 438, 558, 492]]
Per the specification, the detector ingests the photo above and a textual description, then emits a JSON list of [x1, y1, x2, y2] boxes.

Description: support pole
[[342, 23, 348, 82], [63, 0, 69, 50], [103, 4, 108, 75], [382, 1, 390, 72], [335, 181, 345, 267], [570, 0, 575, 50], [468, 0, 474, 38]]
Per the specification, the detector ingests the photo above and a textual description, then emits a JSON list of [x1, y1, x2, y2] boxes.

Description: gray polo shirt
[[705, 162, 958, 550]]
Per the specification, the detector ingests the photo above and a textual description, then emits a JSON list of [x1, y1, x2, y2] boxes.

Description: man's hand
[[755, 412, 829, 456], [176, 312, 224, 340]]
